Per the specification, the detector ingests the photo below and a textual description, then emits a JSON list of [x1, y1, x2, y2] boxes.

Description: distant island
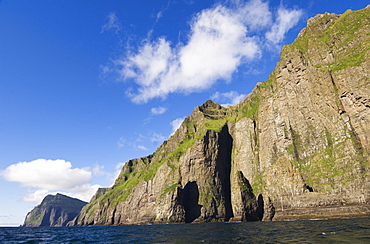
[[23, 193, 87, 227]]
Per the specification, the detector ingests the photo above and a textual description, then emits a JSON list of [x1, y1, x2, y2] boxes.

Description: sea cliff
[[23, 193, 87, 227], [69, 6, 370, 226]]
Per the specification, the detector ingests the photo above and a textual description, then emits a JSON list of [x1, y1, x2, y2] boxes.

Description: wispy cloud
[[265, 5, 302, 44], [170, 117, 185, 135], [137, 145, 148, 151], [151, 106, 167, 115], [110, 162, 125, 186], [234, 0, 272, 30], [109, 0, 302, 103], [101, 12, 122, 34], [0, 159, 100, 203], [183, 0, 194, 5], [92, 164, 110, 177], [149, 131, 166, 142], [211, 91, 246, 107], [117, 131, 165, 152], [154, 1, 171, 24], [117, 137, 126, 149]]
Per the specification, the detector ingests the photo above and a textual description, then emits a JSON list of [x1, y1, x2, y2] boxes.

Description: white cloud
[[266, 6, 302, 44], [98, 162, 126, 188], [101, 12, 122, 34], [92, 164, 109, 177], [65, 184, 101, 202], [109, 162, 126, 186], [154, 1, 170, 24], [1, 159, 91, 190], [108, 0, 302, 103], [115, 162, 125, 171], [0, 159, 101, 203], [117, 2, 261, 104], [22, 189, 50, 203], [117, 131, 165, 152], [170, 117, 185, 135], [137, 145, 148, 151], [22, 185, 101, 203], [184, 0, 194, 5], [149, 131, 166, 142], [235, 0, 272, 30], [211, 91, 246, 107], [151, 106, 167, 115]]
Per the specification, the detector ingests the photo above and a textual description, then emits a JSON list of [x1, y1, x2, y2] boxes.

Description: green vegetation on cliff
[[70, 6, 370, 226], [285, 7, 369, 72]]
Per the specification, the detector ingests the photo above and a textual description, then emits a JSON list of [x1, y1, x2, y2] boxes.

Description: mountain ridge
[[68, 6, 370, 226], [23, 193, 87, 227]]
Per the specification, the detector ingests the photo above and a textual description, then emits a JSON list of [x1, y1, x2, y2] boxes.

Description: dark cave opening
[[183, 181, 202, 223]]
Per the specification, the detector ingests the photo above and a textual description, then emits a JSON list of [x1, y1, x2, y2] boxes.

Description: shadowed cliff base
[[182, 181, 202, 223]]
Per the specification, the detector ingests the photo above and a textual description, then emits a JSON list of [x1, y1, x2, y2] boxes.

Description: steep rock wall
[[70, 6, 370, 225]]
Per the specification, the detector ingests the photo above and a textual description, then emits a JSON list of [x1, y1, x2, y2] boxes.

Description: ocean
[[1, 217, 369, 243]]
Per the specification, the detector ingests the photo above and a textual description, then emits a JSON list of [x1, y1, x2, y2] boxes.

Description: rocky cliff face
[[23, 193, 87, 227], [70, 6, 370, 226]]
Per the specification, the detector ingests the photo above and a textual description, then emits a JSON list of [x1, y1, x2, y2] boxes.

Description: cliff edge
[[69, 6, 370, 225]]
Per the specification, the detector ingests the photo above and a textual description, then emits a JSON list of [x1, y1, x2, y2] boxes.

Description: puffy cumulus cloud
[[0, 159, 100, 203], [118, 2, 261, 104], [170, 117, 185, 135], [151, 106, 167, 115], [66, 184, 101, 202], [1, 159, 91, 190], [119, 38, 173, 89], [112, 0, 302, 103], [177, 5, 259, 84], [211, 91, 246, 107], [22, 189, 50, 203]]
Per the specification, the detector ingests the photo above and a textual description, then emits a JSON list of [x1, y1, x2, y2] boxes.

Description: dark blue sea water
[[1, 217, 370, 243]]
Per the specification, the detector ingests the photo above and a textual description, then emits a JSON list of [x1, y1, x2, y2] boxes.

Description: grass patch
[[204, 118, 227, 132], [98, 155, 166, 208], [251, 171, 265, 195], [284, 130, 362, 192], [161, 183, 180, 197], [332, 48, 369, 71]]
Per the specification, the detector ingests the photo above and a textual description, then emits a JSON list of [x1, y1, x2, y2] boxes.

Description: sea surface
[[1, 217, 370, 243]]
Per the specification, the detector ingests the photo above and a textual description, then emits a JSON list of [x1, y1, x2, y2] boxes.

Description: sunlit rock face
[[69, 6, 370, 226]]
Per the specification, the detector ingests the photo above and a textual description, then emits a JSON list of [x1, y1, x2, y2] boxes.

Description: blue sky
[[0, 0, 368, 226]]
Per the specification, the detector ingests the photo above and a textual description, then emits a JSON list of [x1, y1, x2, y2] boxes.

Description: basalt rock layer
[[23, 193, 87, 227], [70, 6, 370, 226]]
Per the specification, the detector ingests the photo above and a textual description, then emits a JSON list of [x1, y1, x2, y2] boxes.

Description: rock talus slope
[[23, 193, 87, 227], [70, 6, 370, 225]]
